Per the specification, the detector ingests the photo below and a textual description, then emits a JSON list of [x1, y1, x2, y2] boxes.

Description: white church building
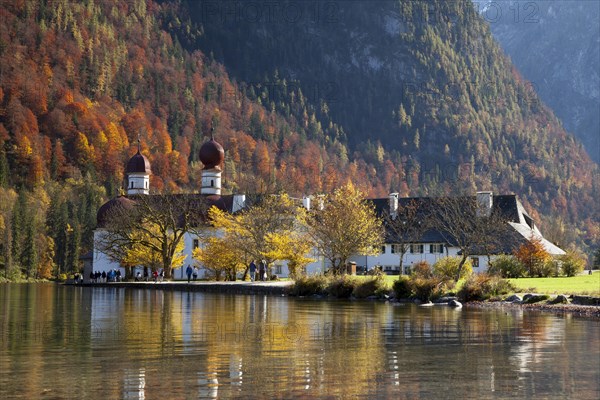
[[90, 138, 564, 281]]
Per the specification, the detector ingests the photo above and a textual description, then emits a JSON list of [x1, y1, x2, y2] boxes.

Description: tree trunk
[[455, 253, 468, 282], [398, 250, 406, 279]]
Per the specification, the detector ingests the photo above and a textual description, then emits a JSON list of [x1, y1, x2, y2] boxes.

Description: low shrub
[[539, 260, 558, 278], [412, 277, 446, 302], [393, 276, 414, 299], [559, 250, 586, 277], [458, 273, 516, 302], [353, 276, 390, 298], [411, 261, 433, 279], [328, 275, 357, 298], [433, 256, 472, 281], [487, 255, 526, 278], [289, 275, 329, 296], [0, 268, 26, 283]]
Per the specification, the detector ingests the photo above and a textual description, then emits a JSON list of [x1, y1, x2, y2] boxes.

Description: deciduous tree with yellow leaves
[[121, 223, 187, 276], [301, 183, 384, 275], [208, 194, 307, 279], [193, 237, 245, 281], [97, 193, 206, 279]]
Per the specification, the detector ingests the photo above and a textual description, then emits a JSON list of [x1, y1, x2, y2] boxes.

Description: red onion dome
[[199, 138, 224, 170], [125, 151, 151, 174]]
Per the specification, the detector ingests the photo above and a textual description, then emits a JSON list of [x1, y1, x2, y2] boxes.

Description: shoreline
[[62, 280, 600, 318], [67, 280, 293, 295], [464, 300, 600, 319]]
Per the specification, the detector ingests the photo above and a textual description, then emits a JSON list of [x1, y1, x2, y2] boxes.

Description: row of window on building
[[380, 243, 446, 254]]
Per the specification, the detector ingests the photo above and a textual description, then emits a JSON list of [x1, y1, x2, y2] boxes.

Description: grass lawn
[[508, 272, 600, 296], [356, 272, 600, 296]]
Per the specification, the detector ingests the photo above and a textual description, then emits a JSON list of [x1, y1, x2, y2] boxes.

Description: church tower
[[199, 133, 225, 195], [125, 140, 151, 195]]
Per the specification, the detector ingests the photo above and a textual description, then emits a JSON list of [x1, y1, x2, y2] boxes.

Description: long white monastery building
[[90, 138, 564, 281]]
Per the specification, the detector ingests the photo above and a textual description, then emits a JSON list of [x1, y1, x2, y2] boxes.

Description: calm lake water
[[1, 284, 599, 399]]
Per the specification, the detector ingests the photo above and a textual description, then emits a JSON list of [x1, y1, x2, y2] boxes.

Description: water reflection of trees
[[1, 285, 599, 398]]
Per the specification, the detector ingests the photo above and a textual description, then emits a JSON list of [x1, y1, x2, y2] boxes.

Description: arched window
[[211, 179, 214, 187], [131, 181, 134, 188]]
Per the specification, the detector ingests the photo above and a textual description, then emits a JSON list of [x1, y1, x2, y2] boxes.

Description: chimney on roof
[[302, 196, 311, 211], [476, 191, 493, 217], [389, 193, 399, 216]]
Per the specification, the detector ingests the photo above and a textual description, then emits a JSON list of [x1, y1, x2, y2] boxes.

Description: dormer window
[[524, 214, 535, 229]]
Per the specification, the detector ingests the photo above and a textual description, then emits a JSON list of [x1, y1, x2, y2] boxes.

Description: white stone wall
[[92, 229, 126, 276], [127, 173, 149, 195], [93, 228, 496, 280]]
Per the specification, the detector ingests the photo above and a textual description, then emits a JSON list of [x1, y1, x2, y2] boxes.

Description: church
[[90, 137, 565, 281]]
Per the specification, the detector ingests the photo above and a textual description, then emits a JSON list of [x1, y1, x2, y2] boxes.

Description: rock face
[[549, 294, 570, 304], [448, 299, 463, 308], [523, 293, 550, 304], [474, 0, 600, 162], [434, 296, 458, 304], [505, 294, 523, 303], [572, 296, 600, 306]]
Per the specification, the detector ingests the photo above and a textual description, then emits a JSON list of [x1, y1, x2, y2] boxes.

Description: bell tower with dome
[[125, 139, 151, 195], [199, 132, 225, 195]]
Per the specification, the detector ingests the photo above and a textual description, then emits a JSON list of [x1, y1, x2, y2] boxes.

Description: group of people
[[89, 269, 122, 283], [185, 265, 199, 282], [248, 260, 267, 282], [134, 267, 165, 282]]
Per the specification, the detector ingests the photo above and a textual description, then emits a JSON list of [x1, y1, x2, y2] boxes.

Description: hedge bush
[[412, 277, 447, 302], [487, 255, 525, 278], [559, 250, 586, 277], [433, 256, 472, 281], [353, 276, 390, 298], [458, 273, 516, 302], [411, 261, 433, 279], [328, 276, 357, 298], [393, 276, 414, 299], [289, 275, 329, 296]]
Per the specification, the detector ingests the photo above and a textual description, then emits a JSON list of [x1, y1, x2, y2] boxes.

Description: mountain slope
[[474, 0, 600, 162], [185, 0, 598, 247], [0, 0, 371, 197]]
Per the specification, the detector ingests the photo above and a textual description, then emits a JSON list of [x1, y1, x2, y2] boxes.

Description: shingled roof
[[367, 194, 564, 255]]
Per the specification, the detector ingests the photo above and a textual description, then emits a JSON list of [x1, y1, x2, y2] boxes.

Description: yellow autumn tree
[[263, 232, 315, 279], [97, 194, 204, 279], [121, 223, 187, 276], [193, 237, 245, 281], [301, 182, 384, 275], [208, 193, 305, 278]]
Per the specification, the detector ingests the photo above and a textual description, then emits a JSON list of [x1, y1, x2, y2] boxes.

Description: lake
[[1, 283, 598, 399]]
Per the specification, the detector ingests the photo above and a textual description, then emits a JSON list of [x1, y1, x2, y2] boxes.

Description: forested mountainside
[[185, 0, 598, 249], [185, 0, 598, 245], [0, 0, 597, 278], [473, 0, 600, 162], [0, 0, 375, 277]]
